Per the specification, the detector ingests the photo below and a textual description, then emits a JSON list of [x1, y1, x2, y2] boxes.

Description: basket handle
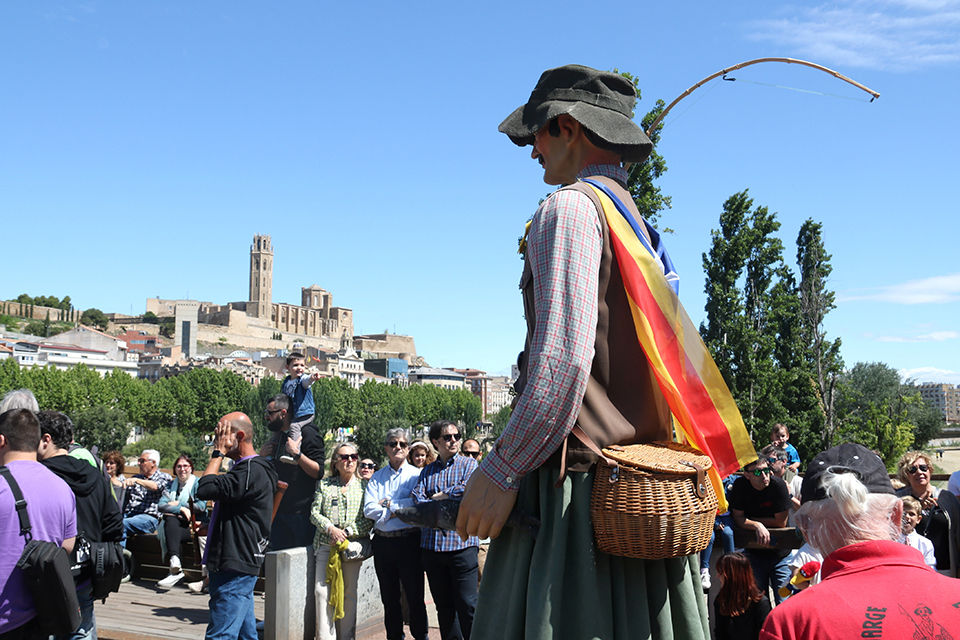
[[680, 461, 708, 500]]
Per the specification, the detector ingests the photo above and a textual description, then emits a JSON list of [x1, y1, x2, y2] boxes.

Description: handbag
[[0, 466, 82, 636], [340, 538, 372, 563], [572, 427, 718, 559], [88, 539, 124, 601]]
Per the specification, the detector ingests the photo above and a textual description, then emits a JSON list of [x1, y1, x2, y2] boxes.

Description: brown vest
[[515, 175, 672, 474]]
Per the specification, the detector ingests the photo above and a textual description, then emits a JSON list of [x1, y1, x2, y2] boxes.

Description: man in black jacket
[[260, 393, 323, 551], [37, 411, 123, 640], [197, 412, 277, 640]]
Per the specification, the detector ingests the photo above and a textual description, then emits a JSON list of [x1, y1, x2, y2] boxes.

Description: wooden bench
[[126, 533, 266, 591]]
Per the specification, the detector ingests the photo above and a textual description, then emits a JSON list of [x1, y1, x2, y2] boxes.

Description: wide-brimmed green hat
[[499, 64, 653, 164]]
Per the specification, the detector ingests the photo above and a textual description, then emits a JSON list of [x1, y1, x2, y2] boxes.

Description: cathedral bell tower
[[249, 234, 273, 319]]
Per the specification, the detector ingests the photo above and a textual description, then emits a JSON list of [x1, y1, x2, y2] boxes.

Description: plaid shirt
[[310, 476, 373, 548], [123, 469, 173, 518], [412, 454, 479, 551], [480, 164, 619, 492]]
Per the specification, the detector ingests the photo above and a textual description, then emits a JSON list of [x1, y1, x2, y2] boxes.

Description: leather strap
[[0, 465, 33, 540], [554, 426, 620, 488]]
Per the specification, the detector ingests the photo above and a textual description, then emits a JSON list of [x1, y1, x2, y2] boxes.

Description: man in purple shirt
[[0, 409, 77, 640]]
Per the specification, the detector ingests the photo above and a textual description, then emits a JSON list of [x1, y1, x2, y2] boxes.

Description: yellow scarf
[[326, 541, 348, 620]]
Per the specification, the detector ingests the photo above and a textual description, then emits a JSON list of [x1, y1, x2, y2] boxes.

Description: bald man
[[196, 412, 278, 640]]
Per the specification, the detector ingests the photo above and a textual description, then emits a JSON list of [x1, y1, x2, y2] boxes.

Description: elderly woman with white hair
[[759, 444, 960, 639]]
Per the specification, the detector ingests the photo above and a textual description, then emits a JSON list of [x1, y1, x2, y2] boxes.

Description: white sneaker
[[158, 572, 185, 589], [169, 555, 181, 570], [700, 568, 711, 590], [187, 580, 206, 594], [279, 454, 297, 465]]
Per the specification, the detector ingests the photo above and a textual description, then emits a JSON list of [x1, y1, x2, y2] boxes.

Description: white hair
[[795, 469, 901, 556], [0, 389, 39, 413], [141, 449, 160, 464]]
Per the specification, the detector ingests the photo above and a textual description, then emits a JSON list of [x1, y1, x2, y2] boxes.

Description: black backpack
[[0, 465, 81, 636], [74, 532, 124, 601]]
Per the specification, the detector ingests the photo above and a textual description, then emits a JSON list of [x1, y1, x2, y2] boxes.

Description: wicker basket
[[590, 441, 718, 559]]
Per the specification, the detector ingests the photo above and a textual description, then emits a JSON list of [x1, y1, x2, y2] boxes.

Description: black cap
[[800, 443, 895, 504]]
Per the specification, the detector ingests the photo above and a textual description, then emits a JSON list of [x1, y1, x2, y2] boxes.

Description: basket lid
[[601, 441, 714, 474]]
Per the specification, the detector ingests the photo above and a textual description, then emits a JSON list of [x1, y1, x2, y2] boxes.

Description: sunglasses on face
[[750, 468, 773, 476], [463, 450, 480, 458], [387, 441, 408, 449], [766, 458, 779, 465], [359, 463, 376, 470], [339, 453, 359, 462], [265, 408, 283, 417], [908, 464, 929, 474], [138, 458, 151, 464], [441, 433, 461, 443]]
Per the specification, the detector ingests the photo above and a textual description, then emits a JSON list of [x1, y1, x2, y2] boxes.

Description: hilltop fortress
[[146, 234, 417, 361]]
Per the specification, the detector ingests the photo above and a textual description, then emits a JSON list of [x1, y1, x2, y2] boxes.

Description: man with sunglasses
[[413, 420, 480, 640], [728, 458, 792, 604], [260, 394, 324, 551], [363, 428, 428, 640], [461, 439, 482, 462], [121, 448, 173, 546]]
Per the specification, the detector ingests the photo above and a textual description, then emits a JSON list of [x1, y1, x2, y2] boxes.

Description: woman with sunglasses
[[895, 451, 960, 576], [357, 459, 377, 480], [310, 443, 373, 639]]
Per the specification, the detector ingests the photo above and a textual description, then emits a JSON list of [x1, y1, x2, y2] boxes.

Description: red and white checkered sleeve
[[481, 188, 602, 491]]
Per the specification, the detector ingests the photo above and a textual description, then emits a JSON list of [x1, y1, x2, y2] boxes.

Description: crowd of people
[[700, 424, 960, 639]]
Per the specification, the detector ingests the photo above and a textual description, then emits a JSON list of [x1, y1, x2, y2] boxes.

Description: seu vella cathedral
[[146, 234, 418, 363]]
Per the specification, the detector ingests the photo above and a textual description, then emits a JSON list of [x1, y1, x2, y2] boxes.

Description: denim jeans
[[700, 513, 736, 570], [121, 513, 159, 548], [56, 582, 95, 640], [206, 571, 258, 640], [746, 551, 792, 605]]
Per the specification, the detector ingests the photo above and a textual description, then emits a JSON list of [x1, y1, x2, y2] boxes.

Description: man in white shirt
[[363, 428, 427, 640]]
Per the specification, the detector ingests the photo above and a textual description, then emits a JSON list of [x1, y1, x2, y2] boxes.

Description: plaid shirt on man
[[480, 164, 618, 492], [412, 454, 479, 552], [123, 469, 173, 518]]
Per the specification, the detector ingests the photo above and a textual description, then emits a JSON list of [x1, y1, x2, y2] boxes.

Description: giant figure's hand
[[456, 471, 518, 541]]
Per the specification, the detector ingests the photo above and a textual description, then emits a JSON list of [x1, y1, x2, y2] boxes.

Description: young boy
[[273, 352, 321, 464], [770, 423, 801, 472], [901, 495, 937, 570]]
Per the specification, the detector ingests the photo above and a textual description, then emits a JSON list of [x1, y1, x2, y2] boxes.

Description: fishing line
[[722, 75, 873, 102]]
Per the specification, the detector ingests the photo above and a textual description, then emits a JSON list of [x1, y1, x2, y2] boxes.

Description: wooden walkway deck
[[96, 577, 256, 640]]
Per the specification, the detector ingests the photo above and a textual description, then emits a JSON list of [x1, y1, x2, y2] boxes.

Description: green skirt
[[472, 466, 709, 640]]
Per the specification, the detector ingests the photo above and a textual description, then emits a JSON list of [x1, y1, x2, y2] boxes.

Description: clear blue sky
[[2, 1, 957, 384]]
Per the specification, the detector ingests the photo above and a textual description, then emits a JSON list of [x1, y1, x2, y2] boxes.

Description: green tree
[[314, 377, 361, 439], [123, 427, 206, 469], [72, 405, 132, 452], [353, 416, 412, 466], [615, 70, 671, 231], [700, 191, 789, 442], [80, 308, 108, 330], [22, 320, 45, 336], [796, 220, 844, 450], [142, 311, 159, 324], [489, 404, 512, 443], [242, 377, 282, 448]]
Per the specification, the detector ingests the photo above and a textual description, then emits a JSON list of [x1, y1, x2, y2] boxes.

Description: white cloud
[[840, 273, 960, 304], [899, 366, 960, 384], [877, 330, 960, 342], [747, 1, 960, 71]]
